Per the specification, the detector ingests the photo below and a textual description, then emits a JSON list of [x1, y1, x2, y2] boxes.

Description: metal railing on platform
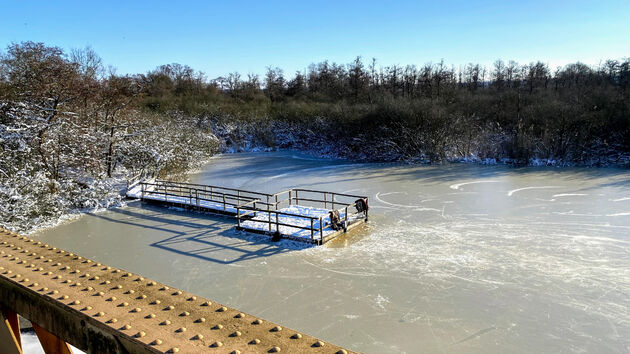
[[237, 188, 369, 244]]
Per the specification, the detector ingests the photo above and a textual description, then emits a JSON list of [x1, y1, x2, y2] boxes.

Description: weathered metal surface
[[0, 228, 354, 354]]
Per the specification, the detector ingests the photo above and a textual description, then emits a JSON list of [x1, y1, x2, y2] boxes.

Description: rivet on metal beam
[[180, 311, 190, 317], [291, 333, 302, 339], [122, 324, 131, 330], [131, 307, 142, 313], [145, 313, 156, 319], [312, 341, 325, 347], [160, 286, 170, 291], [167, 348, 179, 353], [269, 346, 281, 353], [336, 350, 348, 354], [135, 331, 146, 338], [252, 319, 263, 325], [107, 318, 118, 324], [95, 312, 105, 317], [81, 306, 93, 311], [160, 320, 171, 326], [217, 306, 227, 312], [137, 294, 147, 300], [195, 317, 206, 323], [165, 305, 175, 311], [249, 338, 261, 344], [231, 351, 241, 354], [235, 313, 245, 319], [173, 290, 182, 295], [119, 302, 129, 307], [271, 326, 282, 332], [212, 324, 223, 330], [176, 327, 186, 333], [201, 301, 211, 306], [150, 300, 161, 305], [151, 339, 162, 345], [106, 297, 117, 302], [192, 334, 203, 340], [187, 296, 197, 301], [230, 331, 241, 337], [210, 341, 223, 347], [71, 300, 81, 305]]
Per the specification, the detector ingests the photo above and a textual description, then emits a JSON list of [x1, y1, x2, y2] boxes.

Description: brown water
[[33, 152, 630, 353]]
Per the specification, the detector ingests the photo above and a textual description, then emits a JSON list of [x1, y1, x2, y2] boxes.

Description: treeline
[[139, 56, 630, 164], [0, 42, 218, 231], [1, 41, 629, 231]]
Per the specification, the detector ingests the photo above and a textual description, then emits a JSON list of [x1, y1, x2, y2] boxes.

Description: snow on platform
[[240, 205, 357, 241]]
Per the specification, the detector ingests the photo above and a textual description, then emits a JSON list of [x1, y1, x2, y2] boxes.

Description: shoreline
[[7, 146, 629, 237]]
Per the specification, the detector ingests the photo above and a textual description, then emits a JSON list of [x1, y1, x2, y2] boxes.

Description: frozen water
[[32, 151, 630, 353]]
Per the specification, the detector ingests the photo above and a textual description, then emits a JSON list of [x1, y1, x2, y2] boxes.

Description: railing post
[[141, 183, 145, 200], [275, 212, 279, 233], [275, 195, 278, 211], [295, 190, 299, 205], [344, 206, 348, 231], [319, 216, 323, 241], [365, 197, 369, 221], [267, 196, 272, 232], [331, 193, 335, 210], [310, 218, 314, 241], [223, 193, 226, 211], [164, 184, 168, 203], [237, 205, 241, 228], [289, 190, 292, 206], [237, 190, 241, 205], [196, 190, 200, 210], [324, 192, 327, 209]]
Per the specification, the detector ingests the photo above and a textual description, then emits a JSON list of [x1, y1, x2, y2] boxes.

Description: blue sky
[[1, 0, 628, 78]]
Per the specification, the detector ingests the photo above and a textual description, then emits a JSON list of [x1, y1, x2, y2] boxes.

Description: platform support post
[[33, 322, 73, 354], [0, 306, 21, 354]]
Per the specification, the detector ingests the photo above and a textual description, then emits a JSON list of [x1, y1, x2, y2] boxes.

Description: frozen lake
[[32, 151, 630, 353]]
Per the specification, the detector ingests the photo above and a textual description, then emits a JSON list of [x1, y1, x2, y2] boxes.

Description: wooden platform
[[127, 180, 369, 245]]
